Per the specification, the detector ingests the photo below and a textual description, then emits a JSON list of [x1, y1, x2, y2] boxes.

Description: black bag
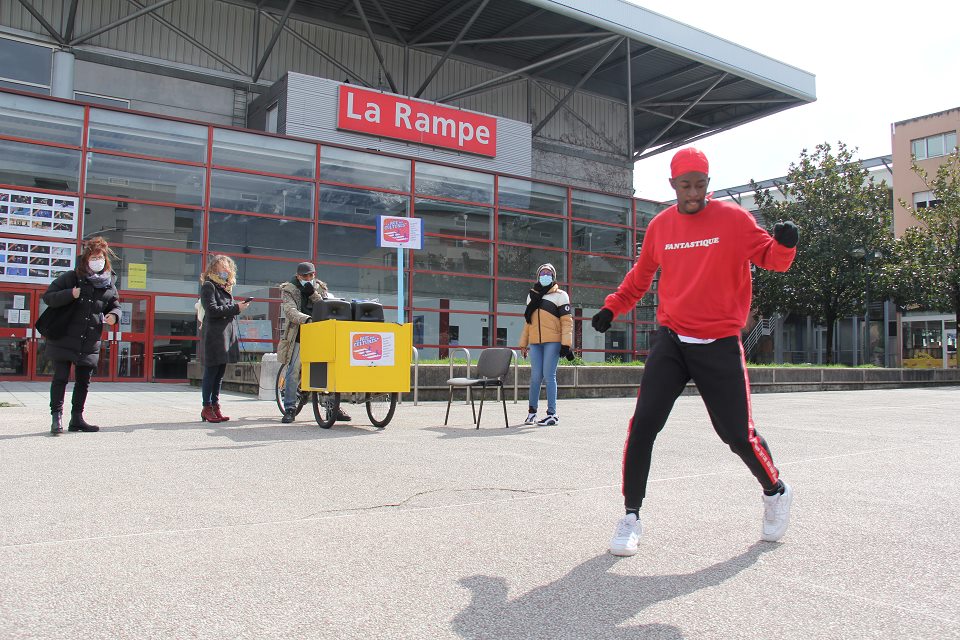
[[35, 301, 77, 340]]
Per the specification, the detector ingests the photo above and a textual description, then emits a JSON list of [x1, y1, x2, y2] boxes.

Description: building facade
[[891, 107, 959, 368], [0, 0, 814, 382]]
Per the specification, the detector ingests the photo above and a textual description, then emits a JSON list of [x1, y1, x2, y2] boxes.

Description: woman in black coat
[[198, 255, 249, 423], [42, 236, 121, 435]]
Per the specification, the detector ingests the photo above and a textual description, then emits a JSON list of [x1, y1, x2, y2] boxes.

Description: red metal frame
[[0, 85, 665, 371]]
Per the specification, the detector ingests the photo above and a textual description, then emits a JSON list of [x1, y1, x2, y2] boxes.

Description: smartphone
[[243, 296, 254, 303]]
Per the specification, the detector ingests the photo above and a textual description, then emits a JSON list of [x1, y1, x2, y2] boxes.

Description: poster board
[[0, 239, 76, 285], [0, 189, 79, 239]]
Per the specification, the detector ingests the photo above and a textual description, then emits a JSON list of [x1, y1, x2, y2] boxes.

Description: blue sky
[[628, 0, 960, 201]]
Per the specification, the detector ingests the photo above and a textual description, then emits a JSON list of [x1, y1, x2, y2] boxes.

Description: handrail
[[448, 347, 472, 403], [410, 346, 419, 405]]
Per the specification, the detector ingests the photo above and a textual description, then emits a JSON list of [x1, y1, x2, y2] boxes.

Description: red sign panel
[[352, 333, 384, 362], [337, 85, 497, 157]]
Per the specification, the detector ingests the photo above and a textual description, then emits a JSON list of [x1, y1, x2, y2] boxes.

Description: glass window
[[497, 245, 565, 280], [212, 128, 315, 177], [0, 93, 83, 145], [498, 176, 566, 215], [569, 286, 615, 313], [496, 279, 536, 309], [417, 236, 491, 275], [230, 256, 300, 291], [415, 162, 493, 204], [635, 199, 659, 229], [210, 170, 313, 218], [572, 190, 630, 226], [572, 222, 629, 256], [947, 132, 958, 155], [208, 212, 312, 260], [927, 135, 945, 158], [317, 225, 395, 266], [319, 185, 408, 226], [412, 274, 492, 310], [112, 247, 201, 294], [154, 295, 200, 337], [911, 139, 926, 160], [572, 253, 631, 287], [0, 79, 50, 95], [153, 338, 196, 379], [0, 139, 80, 191], [410, 310, 492, 350], [497, 210, 565, 248], [82, 199, 202, 249], [317, 263, 398, 310], [88, 109, 206, 162], [0, 38, 52, 86], [85, 153, 204, 206], [415, 198, 491, 239], [320, 146, 410, 191], [494, 314, 526, 348]]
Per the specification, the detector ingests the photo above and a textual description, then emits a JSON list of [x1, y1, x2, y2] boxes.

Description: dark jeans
[[622, 327, 780, 509], [49, 361, 95, 415], [201, 364, 227, 406]]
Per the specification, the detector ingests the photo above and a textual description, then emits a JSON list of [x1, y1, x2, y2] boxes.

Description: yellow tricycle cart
[[299, 319, 412, 428]]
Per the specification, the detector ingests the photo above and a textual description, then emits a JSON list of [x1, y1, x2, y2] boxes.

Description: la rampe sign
[[337, 85, 497, 157]]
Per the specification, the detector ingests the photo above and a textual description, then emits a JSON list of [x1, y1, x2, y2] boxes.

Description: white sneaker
[[761, 481, 793, 542], [609, 513, 642, 556], [523, 411, 537, 425], [536, 414, 558, 426]]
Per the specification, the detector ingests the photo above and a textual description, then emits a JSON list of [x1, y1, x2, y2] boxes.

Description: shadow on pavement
[[423, 424, 542, 439], [452, 542, 776, 639]]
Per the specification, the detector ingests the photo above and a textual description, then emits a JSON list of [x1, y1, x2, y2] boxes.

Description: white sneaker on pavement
[[609, 513, 642, 556], [523, 411, 537, 425], [761, 481, 793, 542], [536, 414, 558, 426]]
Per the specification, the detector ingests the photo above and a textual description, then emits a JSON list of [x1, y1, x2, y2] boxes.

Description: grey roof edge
[[521, 0, 816, 102]]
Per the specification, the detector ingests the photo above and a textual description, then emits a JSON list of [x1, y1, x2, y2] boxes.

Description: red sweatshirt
[[604, 199, 796, 339]]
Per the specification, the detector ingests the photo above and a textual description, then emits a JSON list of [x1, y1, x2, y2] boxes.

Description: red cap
[[670, 148, 709, 179]]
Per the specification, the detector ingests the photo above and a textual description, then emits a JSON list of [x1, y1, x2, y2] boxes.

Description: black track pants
[[622, 327, 780, 509]]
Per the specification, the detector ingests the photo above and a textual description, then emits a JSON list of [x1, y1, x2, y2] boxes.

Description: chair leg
[[501, 385, 509, 428], [444, 386, 453, 425], [470, 390, 477, 426], [476, 384, 485, 429]]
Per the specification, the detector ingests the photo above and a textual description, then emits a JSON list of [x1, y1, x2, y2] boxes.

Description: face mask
[[538, 275, 553, 287], [217, 271, 229, 281], [89, 258, 106, 273]]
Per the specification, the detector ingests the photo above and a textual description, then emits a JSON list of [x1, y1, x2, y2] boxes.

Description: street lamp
[[850, 246, 883, 366]]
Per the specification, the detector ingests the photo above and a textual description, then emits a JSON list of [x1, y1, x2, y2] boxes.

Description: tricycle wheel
[[312, 392, 339, 429], [365, 392, 397, 428]]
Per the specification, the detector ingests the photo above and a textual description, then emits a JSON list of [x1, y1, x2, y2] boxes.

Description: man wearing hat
[[278, 262, 350, 424], [592, 147, 800, 556]]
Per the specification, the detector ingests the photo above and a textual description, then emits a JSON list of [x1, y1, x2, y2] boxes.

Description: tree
[[751, 142, 893, 364], [887, 149, 960, 330]]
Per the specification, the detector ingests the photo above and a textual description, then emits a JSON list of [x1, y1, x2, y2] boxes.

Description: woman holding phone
[[198, 255, 249, 423]]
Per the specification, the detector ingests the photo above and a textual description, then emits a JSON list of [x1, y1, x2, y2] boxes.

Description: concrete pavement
[[1, 382, 958, 639]]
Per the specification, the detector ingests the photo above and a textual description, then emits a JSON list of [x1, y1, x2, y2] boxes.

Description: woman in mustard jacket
[[518, 263, 573, 426]]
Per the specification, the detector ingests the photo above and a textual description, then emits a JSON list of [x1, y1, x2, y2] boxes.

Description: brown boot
[[200, 405, 222, 423], [213, 404, 230, 421]]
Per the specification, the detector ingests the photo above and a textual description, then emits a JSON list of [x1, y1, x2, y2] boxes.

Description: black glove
[[591, 308, 614, 333], [773, 221, 799, 249], [301, 281, 315, 297], [560, 344, 574, 361]]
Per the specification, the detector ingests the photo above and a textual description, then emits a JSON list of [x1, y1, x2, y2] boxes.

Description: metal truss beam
[[532, 36, 623, 135], [252, 0, 296, 82], [596, 43, 654, 76], [414, 0, 489, 98], [16, 0, 65, 44], [532, 80, 621, 155], [353, 0, 398, 92], [633, 104, 707, 129], [260, 10, 375, 88], [125, 0, 246, 76], [634, 73, 726, 158], [71, 0, 179, 46], [634, 101, 797, 162], [481, 9, 544, 40], [625, 39, 633, 159], [409, 0, 480, 46], [439, 34, 618, 102], [62, 0, 80, 43], [638, 98, 798, 107], [367, 0, 405, 44], [418, 33, 610, 48]]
